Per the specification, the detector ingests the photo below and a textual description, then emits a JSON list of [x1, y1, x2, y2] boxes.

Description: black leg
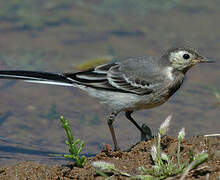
[[125, 111, 143, 132], [125, 111, 152, 140], [107, 111, 120, 151]]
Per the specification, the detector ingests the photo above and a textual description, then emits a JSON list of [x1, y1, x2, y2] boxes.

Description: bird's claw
[[141, 123, 153, 141]]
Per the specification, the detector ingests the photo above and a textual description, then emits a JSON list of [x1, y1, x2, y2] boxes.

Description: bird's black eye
[[183, 54, 190, 60]]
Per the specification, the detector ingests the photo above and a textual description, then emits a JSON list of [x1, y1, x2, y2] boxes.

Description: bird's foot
[[140, 123, 153, 141]]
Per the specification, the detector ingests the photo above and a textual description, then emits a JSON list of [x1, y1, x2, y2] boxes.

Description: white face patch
[[169, 50, 193, 64]]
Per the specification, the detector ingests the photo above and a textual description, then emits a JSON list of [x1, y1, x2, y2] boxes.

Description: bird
[[0, 47, 212, 150]]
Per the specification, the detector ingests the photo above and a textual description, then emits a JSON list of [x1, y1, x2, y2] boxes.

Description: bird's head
[[163, 47, 213, 73]]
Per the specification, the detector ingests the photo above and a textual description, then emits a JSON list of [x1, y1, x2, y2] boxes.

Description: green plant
[[92, 161, 154, 180], [139, 116, 208, 179], [60, 116, 86, 167]]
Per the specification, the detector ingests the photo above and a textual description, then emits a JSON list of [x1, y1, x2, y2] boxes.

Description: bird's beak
[[192, 57, 214, 64]]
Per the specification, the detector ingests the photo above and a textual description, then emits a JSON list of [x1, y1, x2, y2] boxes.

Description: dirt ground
[[0, 135, 219, 180]]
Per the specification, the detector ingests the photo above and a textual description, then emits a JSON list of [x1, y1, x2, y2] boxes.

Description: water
[[0, 1, 219, 165]]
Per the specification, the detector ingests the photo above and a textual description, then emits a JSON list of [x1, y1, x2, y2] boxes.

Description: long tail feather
[[0, 70, 74, 86]]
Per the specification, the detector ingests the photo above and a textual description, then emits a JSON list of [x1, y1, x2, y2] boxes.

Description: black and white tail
[[0, 70, 74, 86]]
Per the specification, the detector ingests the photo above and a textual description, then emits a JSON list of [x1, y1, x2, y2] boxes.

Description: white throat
[[163, 67, 174, 81]]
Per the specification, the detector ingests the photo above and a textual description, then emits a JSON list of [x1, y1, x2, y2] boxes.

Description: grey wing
[[107, 63, 160, 95], [64, 61, 163, 95]]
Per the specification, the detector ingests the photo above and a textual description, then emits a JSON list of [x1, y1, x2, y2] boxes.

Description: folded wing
[[64, 63, 158, 95]]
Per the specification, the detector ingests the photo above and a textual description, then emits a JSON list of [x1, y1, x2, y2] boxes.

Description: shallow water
[[0, 1, 219, 165]]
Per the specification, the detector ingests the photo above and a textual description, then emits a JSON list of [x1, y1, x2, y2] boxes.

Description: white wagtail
[[0, 47, 212, 150]]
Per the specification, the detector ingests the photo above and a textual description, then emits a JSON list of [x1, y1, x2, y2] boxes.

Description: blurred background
[[0, 0, 219, 165]]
